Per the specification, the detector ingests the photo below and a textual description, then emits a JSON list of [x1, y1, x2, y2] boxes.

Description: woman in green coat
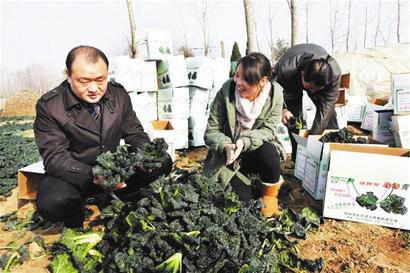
[[203, 52, 286, 217]]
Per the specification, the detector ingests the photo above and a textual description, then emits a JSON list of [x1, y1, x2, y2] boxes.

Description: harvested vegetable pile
[[50, 171, 324, 273], [0, 119, 41, 197], [319, 128, 367, 143], [92, 138, 169, 191]]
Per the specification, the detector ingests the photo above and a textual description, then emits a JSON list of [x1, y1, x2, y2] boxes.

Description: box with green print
[[323, 148, 410, 230]]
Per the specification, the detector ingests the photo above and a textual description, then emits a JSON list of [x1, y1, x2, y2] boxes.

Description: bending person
[[274, 43, 341, 161]]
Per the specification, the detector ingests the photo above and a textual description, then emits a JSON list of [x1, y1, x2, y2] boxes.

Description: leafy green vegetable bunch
[[94, 172, 323, 273]]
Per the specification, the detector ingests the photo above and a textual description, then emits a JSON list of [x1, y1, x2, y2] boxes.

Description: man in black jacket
[[34, 46, 172, 228], [274, 43, 341, 161]]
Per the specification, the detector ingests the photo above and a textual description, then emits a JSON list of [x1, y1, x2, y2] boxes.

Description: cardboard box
[[372, 110, 395, 145], [346, 96, 367, 122], [129, 91, 157, 123], [109, 56, 158, 92], [391, 114, 410, 148], [323, 148, 410, 230], [293, 133, 308, 180], [305, 105, 347, 130], [337, 71, 350, 106], [188, 116, 208, 147], [157, 55, 189, 89], [293, 133, 388, 200], [189, 87, 210, 117], [147, 120, 175, 161], [137, 28, 173, 60], [186, 56, 215, 89], [18, 161, 44, 200], [340, 72, 350, 89], [392, 73, 410, 115], [336, 88, 347, 105], [170, 118, 188, 149], [360, 103, 384, 131], [157, 87, 190, 119], [212, 58, 231, 90]]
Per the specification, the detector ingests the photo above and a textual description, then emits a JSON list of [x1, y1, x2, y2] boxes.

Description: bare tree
[[363, 1, 368, 48], [175, 2, 192, 57], [397, 0, 401, 43], [195, 0, 214, 56], [305, 0, 310, 43], [126, 0, 137, 58], [374, 0, 382, 46], [287, 0, 298, 46], [345, 0, 351, 52], [243, 0, 257, 54], [329, 0, 338, 53], [253, 4, 261, 51], [220, 41, 225, 58], [267, 1, 278, 62]]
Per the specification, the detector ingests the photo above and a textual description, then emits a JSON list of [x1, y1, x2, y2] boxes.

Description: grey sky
[[1, 0, 409, 75]]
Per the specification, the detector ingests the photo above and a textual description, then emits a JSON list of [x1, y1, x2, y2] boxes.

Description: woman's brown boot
[[260, 176, 283, 218]]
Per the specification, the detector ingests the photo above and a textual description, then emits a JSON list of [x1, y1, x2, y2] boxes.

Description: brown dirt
[[1, 147, 409, 273], [1, 90, 40, 117]]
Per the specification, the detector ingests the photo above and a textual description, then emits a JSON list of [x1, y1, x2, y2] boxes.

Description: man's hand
[[139, 165, 152, 173], [224, 139, 244, 166], [93, 175, 126, 190], [281, 108, 294, 125]]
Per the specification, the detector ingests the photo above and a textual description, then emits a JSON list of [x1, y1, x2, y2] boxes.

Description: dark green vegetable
[[92, 145, 136, 191], [319, 128, 367, 143], [380, 194, 407, 215], [356, 192, 378, 211], [0, 120, 41, 197], [94, 172, 323, 273], [92, 138, 168, 191]]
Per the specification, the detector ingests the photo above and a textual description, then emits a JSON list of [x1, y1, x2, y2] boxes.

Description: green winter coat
[[203, 79, 286, 189]]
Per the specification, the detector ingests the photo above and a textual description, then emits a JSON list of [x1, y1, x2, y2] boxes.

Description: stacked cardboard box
[[186, 57, 230, 147]]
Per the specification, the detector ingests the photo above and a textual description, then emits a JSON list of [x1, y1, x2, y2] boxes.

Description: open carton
[[293, 132, 386, 200], [323, 147, 410, 230], [392, 73, 410, 115], [148, 120, 175, 161], [391, 114, 410, 148], [18, 161, 44, 200]]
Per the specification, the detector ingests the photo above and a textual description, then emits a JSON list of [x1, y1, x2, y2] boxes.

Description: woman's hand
[[224, 139, 244, 165]]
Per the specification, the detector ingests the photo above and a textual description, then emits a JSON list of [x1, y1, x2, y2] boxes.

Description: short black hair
[[237, 52, 273, 86], [65, 45, 109, 75], [303, 59, 332, 87]]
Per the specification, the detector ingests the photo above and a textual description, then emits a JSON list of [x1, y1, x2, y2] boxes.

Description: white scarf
[[235, 82, 271, 130]]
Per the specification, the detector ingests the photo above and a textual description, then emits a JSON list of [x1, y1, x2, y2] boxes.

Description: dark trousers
[[230, 142, 281, 201], [285, 95, 339, 161], [36, 156, 172, 228]]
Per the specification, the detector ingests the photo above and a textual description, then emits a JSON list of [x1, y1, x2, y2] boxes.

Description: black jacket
[[274, 43, 341, 134], [34, 80, 150, 191]]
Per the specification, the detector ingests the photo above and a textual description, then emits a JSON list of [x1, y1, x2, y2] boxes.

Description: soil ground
[[1, 130, 409, 273]]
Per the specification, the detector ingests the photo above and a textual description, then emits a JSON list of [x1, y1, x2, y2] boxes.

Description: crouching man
[[34, 45, 172, 228]]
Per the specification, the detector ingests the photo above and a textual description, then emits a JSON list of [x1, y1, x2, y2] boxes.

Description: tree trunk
[[289, 0, 298, 46], [374, 0, 381, 46], [305, 0, 309, 43], [397, 0, 401, 43], [220, 41, 225, 58], [329, 0, 336, 54], [243, 0, 257, 54], [126, 0, 137, 58], [363, 1, 367, 48], [346, 0, 351, 52], [268, 1, 276, 62]]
